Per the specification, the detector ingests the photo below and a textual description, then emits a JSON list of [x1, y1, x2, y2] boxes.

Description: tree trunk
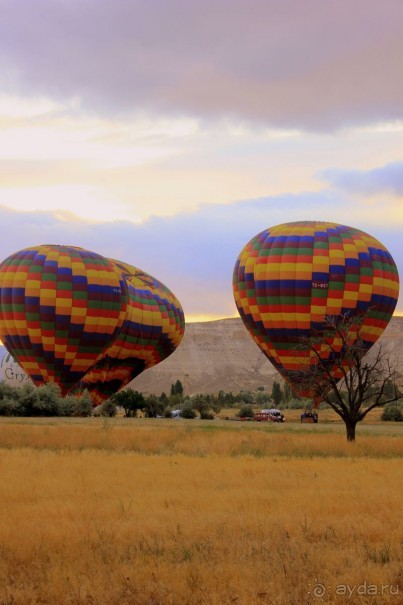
[[345, 420, 356, 442]]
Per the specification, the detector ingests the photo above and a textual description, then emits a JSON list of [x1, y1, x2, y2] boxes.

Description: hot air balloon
[[0, 245, 128, 394], [81, 259, 185, 404], [233, 221, 399, 402]]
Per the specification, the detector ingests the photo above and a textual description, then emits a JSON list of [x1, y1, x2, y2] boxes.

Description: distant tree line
[[0, 378, 275, 419], [0, 376, 401, 421], [0, 382, 94, 417]]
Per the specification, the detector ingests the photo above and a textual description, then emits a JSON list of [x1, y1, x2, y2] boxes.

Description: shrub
[[237, 404, 254, 418], [168, 393, 182, 408], [0, 381, 18, 416], [381, 403, 403, 422], [14, 383, 40, 416], [74, 391, 93, 416], [35, 383, 62, 416], [56, 392, 93, 417], [200, 410, 215, 420], [255, 391, 271, 405], [0, 381, 17, 400], [280, 398, 309, 410], [0, 397, 17, 416], [99, 400, 117, 417], [143, 395, 165, 418], [181, 402, 196, 419], [239, 390, 254, 404], [58, 395, 77, 416], [0, 382, 94, 417]]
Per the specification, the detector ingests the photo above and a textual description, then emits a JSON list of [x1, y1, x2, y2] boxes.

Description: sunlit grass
[[0, 416, 401, 458], [0, 418, 401, 604]]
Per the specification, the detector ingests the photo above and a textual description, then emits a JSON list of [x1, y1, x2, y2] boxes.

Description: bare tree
[[290, 314, 402, 441]]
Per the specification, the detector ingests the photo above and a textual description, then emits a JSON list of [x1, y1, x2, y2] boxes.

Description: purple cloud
[[0, 1, 402, 130], [1, 191, 401, 317], [320, 162, 403, 196]]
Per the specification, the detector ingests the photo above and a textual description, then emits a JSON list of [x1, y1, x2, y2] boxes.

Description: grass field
[[0, 416, 401, 604]]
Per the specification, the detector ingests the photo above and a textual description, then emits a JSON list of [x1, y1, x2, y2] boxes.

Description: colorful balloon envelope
[[233, 221, 400, 401], [81, 259, 185, 404], [0, 245, 128, 395]]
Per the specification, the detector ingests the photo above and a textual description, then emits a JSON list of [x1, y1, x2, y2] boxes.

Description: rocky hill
[[133, 316, 403, 396], [2, 316, 401, 396]]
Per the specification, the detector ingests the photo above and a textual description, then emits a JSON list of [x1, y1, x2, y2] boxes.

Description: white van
[[261, 409, 285, 422]]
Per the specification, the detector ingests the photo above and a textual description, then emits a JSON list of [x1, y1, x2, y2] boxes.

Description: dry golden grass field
[[0, 415, 401, 605]]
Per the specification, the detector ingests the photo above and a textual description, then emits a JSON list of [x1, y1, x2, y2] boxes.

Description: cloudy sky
[[0, 0, 402, 320]]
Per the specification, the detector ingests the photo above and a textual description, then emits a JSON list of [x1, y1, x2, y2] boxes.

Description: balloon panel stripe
[[81, 259, 185, 404]]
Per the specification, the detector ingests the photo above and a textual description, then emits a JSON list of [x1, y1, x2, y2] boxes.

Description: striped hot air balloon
[[233, 221, 399, 402], [81, 260, 185, 404], [0, 245, 128, 395]]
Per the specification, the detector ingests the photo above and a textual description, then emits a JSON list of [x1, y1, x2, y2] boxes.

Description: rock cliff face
[[1, 316, 402, 397], [132, 316, 403, 395]]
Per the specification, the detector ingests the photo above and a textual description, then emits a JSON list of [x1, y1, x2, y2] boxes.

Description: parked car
[[256, 409, 285, 422], [300, 410, 318, 423]]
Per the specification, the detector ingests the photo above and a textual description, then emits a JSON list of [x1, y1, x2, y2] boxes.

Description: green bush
[[74, 391, 93, 416], [99, 399, 117, 417], [237, 404, 254, 418], [181, 402, 196, 419], [58, 395, 78, 416], [239, 390, 254, 404], [0, 381, 96, 417], [143, 395, 164, 418], [255, 391, 271, 406], [35, 383, 62, 416], [14, 383, 40, 416], [200, 410, 215, 420], [0, 381, 18, 416], [381, 403, 403, 422], [0, 397, 17, 416], [279, 398, 309, 410]]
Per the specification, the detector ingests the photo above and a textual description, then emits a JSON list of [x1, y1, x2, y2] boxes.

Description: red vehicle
[[254, 409, 285, 423]]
